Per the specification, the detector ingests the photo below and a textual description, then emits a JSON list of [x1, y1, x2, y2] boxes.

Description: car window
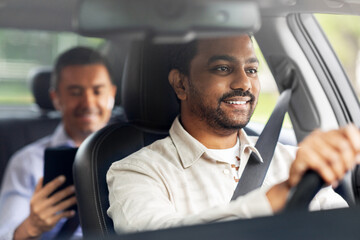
[[251, 38, 292, 129], [316, 14, 360, 100], [0, 29, 103, 106]]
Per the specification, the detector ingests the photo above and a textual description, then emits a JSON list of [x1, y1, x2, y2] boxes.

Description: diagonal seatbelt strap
[[232, 88, 292, 200]]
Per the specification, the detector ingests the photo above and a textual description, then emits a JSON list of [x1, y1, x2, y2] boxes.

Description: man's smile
[[221, 96, 253, 110]]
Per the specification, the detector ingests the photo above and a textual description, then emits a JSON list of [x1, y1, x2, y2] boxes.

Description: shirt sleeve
[[107, 161, 273, 234], [0, 148, 41, 239]]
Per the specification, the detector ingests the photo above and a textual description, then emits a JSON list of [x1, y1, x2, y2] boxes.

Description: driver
[[107, 35, 360, 233]]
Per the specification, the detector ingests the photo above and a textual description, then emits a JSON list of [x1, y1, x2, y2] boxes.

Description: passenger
[[107, 35, 360, 233], [0, 47, 117, 239]]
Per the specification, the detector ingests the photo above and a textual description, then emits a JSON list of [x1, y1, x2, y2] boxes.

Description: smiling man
[[0, 47, 117, 240], [107, 35, 360, 233]]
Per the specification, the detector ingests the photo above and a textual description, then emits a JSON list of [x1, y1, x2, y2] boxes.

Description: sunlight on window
[[316, 14, 360, 100], [251, 38, 292, 128], [0, 30, 103, 105]]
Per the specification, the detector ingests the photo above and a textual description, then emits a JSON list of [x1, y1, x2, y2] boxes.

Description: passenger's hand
[[13, 176, 77, 240], [289, 124, 360, 188]]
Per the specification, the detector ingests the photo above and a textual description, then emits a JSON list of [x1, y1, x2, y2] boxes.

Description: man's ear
[[49, 90, 61, 111], [168, 69, 188, 101]]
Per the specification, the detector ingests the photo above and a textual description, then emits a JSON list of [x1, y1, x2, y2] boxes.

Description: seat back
[[73, 40, 179, 238], [30, 66, 56, 112], [74, 123, 168, 238]]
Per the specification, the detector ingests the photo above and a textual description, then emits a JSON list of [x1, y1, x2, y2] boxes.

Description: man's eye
[[213, 66, 232, 73], [69, 90, 82, 96], [94, 88, 104, 95], [246, 69, 258, 74]]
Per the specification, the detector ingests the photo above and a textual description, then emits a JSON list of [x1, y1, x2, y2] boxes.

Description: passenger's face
[[51, 64, 116, 144], [185, 36, 260, 131]]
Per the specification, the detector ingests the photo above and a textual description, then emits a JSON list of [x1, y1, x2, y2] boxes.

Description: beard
[[188, 85, 256, 132]]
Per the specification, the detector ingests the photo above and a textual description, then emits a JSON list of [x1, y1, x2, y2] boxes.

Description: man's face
[[51, 64, 116, 143], [184, 36, 260, 132]]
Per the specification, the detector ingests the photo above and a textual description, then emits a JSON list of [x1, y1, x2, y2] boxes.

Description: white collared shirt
[[107, 116, 347, 234]]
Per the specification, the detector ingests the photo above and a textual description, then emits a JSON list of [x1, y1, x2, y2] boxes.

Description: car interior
[[0, 67, 60, 184], [1, 0, 360, 239]]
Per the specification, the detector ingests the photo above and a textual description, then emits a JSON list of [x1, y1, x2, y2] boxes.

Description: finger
[[54, 196, 77, 213], [42, 196, 77, 218], [315, 133, 348, 179], [46, 185, 76, 206], [342, 124, 360, 152], [341, 124, 360, 167], [290, 146, 336, 187], [322, 128, 358, 172], [52, 210, 76, 224], [36, 209, 76, 230], [34, 177, 44, 193], [332, 134, 356, 171], [36, 175, 66, 199]]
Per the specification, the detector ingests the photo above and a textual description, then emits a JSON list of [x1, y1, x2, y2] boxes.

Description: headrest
[[100, 40, 132, 106], [29, 67, 55, 111], [121, 41, 179, 131]]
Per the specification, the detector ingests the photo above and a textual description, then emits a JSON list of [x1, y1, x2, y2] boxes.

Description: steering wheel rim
[[283, 170, 325, 212]]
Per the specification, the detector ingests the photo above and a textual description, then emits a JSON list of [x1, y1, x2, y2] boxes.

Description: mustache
[[219, 89, 255, 102]]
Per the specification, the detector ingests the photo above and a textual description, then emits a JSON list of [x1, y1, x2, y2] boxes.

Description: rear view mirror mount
[[74, 0, 261, 43]]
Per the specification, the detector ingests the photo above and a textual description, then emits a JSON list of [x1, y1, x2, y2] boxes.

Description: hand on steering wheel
[[284, 124, 360, 212], [284, 170, 324, 211]]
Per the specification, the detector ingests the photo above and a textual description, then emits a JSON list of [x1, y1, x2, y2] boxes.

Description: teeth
[[226, 101, 246, 105]]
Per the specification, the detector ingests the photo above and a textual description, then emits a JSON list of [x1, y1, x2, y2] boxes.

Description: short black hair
[[51, 46, 113, 90], [169, 40, 198, 76], [169, 34, 254, 76]]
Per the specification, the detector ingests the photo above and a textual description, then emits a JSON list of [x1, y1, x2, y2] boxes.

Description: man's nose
[[81, 90, 96, 107], [230, 70, 251, 91]]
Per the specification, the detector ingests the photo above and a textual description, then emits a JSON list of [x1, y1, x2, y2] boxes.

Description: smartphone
[[43, 146, 78, 210]]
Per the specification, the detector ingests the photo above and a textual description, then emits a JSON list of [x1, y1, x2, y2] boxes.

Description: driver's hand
[[289, 124, 360, 188], [267, 124, 360, 212], [14, 176, 77, 239]]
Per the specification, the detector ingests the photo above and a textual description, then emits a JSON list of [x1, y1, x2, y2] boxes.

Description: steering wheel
[[283, 170, 325, 211]]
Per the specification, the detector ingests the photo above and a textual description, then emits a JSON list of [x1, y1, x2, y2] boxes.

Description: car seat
[[30, 66, 56, 112], [73, 40, 177, 238]]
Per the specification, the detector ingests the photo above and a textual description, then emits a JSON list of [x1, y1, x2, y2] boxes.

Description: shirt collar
[[169, 117, 207, 168], [238, 128, 263, 164], [169, 116, 263, 169], [48, 124, 76, 148]]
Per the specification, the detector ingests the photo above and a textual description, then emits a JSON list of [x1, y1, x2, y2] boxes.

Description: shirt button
[[223, 169, 230, 175]]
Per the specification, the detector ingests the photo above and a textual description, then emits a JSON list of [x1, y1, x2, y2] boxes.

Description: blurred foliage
[[0, 82, 33, 104], [252, 92, 292, 128], [0, 29, 103, 105], [0, 30, 103, 64], [316, 14, 360, 93]]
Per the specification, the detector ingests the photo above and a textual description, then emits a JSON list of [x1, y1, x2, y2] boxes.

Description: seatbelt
[[232, 88, 292, 200]]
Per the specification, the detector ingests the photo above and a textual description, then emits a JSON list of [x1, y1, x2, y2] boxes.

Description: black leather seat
[[73, 40, 263, 238], [30, 66, 56, 113], [0, 67, 60, 186], [73, 40, 177, 238]]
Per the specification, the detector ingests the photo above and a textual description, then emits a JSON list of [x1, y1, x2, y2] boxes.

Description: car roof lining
[[1, 0, 360, 34]]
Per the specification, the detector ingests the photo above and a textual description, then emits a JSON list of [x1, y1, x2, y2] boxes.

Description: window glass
[[316, 14, 360, 98], [251, 38, 292, 128], [0, 29, 103, 106]]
